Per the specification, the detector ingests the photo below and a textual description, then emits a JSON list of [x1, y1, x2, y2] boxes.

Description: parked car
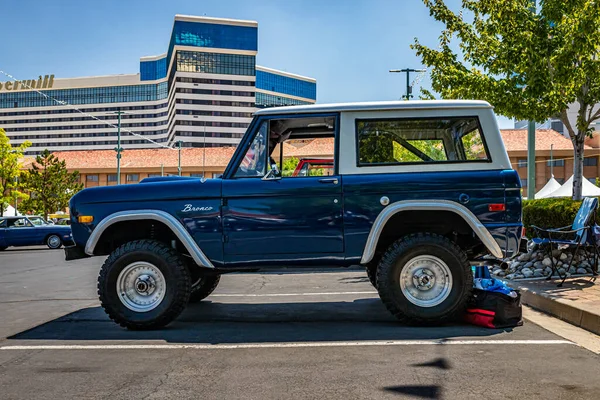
[[0, 216, 73, 250], [56, 218, 71, 226], [65, 100, 522, 330]]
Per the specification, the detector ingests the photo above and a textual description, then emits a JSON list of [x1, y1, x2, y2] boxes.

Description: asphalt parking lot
[[1, 247, 600, 399]]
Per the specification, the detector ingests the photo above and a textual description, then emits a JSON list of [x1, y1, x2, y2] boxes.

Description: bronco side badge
[[182, 204, 213, 212]]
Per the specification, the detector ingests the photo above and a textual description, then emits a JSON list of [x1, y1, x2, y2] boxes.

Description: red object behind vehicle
[[292, 158, 334, 177]]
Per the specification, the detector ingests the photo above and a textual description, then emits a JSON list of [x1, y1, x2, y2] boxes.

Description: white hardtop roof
[[254, 100, 493, 116]]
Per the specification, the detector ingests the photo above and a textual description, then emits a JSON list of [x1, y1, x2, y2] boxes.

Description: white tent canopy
[[536, 176, 562, 199], [544, 175, 600, 198], [3, 205, 20, 216]]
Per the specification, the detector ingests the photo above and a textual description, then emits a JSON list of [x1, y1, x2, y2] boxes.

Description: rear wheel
[[98, 240, 191, 330], [376, 233, 472, 325], [189, 275, 220, 303], [46, 234, 62, 249]]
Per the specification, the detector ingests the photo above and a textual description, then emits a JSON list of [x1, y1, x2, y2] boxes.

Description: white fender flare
[[85, 209, 214, 269], [360, 200, 504, 264]]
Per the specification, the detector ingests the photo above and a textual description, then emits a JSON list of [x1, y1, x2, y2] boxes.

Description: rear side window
[[356, 117, 490, 166]]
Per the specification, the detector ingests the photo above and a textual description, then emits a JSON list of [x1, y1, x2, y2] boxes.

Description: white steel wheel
[[116, 261, 166, 313], [399, 255, 453, 308]]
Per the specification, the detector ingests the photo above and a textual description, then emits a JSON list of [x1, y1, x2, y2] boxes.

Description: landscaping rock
[[568, 266, 577, 274], [533, 270, 544, 277], [523, 261, 534, 269], [560, 253, 568, 261], [522, 268, 534, 278], [551, 249, 562, 258], [577, 268, 587, 275], [542, 258, 552, 267], [533, 261, 543, 269], [514, 273, 524, 279], [558, 267, 566, 275]]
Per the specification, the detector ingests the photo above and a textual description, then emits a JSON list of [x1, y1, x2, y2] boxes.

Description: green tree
[[0, 128, 31, 216], [413, 0, 600, 200], [282, 157, 299, 177], [19, 149, 84, 219]]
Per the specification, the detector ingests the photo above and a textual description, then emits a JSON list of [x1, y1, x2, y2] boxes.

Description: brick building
[[502, 129, 600, 191]]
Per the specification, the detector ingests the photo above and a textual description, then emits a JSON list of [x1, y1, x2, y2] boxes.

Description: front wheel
[[98, 240, 191, 330], [46, 234, 62, 249], [376, 233, 472, 325]]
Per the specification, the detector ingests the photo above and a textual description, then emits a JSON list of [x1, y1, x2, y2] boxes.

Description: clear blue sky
[[0, 0, 513, 127]]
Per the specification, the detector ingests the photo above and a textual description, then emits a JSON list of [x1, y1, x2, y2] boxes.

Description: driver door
[[221, 116, 344, 259]]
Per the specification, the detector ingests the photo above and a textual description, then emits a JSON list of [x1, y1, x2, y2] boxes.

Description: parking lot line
[[0, 339, 574, 351], [210, 291, 378, 297]]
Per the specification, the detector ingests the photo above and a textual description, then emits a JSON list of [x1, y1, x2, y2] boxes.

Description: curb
[[514, 284, 600, 336]]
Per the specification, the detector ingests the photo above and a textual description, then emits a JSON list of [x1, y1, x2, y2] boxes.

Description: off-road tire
[[365, 261, 378, 288], [376, 233, 472, 325], [46, 234, 62, 249], [189, 275, 221, 303], [98, 240, 191, 330]]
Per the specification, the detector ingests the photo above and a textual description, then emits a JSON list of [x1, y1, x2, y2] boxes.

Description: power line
[[0, 70, 176, 150]]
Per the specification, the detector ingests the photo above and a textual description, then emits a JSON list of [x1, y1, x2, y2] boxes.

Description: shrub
[[522, 198, 599, 233]]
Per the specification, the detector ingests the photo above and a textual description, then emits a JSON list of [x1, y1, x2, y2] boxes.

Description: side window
[[234, 121, 269, 178], [356, 117, 490, 166], [12, 218, 30, 228], [0, 219, 5, 228]]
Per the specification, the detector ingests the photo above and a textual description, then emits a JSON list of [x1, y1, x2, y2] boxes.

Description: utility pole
[[177, 141, 182, 176], [526, 0, 537, 199], [112, 110, 126, 185], [390, 68, 426, 100]]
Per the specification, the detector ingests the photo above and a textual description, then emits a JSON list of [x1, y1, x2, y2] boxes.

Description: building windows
[[176, 77, 255, 86], [256, 92, 312, 108], [107, 174, 118, 182], [521, 178, 527, 187], [147, 173, 161, 178], [140, 56, 167, 81], [190, 173, 204, 178], [517, 159, 527, 168], [126, 174, 139, 182], [588, 178, 597, 185], [167, 20, 257, 64], [175, 88, 254, 97], [547, 159, 565, 167], [176, 51, 256, 76], [0, 82, 168, 109], [556, 178, 565, 184], [256, 70, 316, 100], [584, 157, 598, 166], [86, 175, 99, 182]]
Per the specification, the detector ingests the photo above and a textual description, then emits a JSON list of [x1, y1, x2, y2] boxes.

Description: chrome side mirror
[[261, 162, 281, 181]]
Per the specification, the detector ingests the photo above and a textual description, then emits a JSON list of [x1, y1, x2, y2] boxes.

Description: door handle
[[318, 178, 338, 184]]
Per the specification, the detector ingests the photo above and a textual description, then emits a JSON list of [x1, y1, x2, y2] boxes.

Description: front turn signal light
[[78, 216, 94, 223]]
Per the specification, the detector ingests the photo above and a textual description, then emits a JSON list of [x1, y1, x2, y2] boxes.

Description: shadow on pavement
[[9, 298, 513, 343]]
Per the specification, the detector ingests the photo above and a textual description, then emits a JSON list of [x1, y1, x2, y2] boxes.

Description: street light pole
[[112, 110, 126, 185], [177, 141, 182, 176], [390, 68, 426, 100], [526, 0, 537, 199]]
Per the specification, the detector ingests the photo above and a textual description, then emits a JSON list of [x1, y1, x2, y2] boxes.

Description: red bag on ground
[[464, 289, 523, 329]]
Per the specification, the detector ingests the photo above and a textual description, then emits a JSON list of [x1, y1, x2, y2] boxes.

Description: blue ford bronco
[[65, 100, 522, 330]]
